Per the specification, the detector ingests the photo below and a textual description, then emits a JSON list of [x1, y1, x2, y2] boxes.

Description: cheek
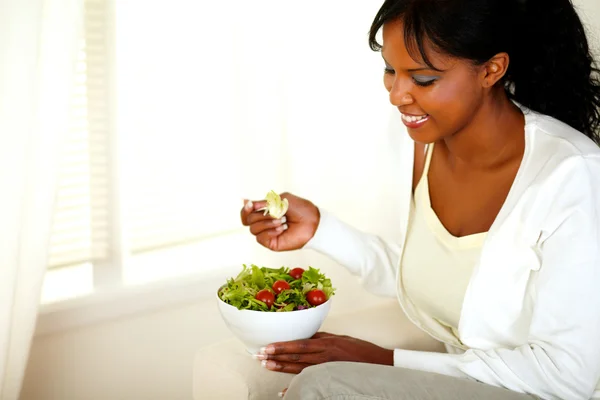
[[434, 79, 477, 105], [383, 74, 393, 92], [425, 79, 481, 127]]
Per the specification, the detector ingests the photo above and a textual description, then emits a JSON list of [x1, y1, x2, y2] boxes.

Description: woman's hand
[[240, 192, 320, 252], [254, 332, 394, 374]]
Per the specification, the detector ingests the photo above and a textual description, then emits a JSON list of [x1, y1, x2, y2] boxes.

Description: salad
[[262, 190, 288, 219], [218, 264, 335, 312]]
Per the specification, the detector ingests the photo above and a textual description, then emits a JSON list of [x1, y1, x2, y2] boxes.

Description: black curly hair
[[369, 0, 600, 145]]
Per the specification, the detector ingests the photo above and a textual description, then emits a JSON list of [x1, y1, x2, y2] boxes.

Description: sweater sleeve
[[394, 156, 600, 400], [303, 209, 400, 297]]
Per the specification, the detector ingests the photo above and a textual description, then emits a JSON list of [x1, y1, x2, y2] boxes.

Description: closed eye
[[412, 76, 438, 87], [383, 67, 438, 88]]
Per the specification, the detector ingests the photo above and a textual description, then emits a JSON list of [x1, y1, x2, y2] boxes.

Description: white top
[[402, 143, 486, 335], [305, 107, 600, 400]]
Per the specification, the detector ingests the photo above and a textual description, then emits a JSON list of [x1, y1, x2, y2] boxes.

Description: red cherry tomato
[[289, 267, 305, 280], [306, 289, 327, 306], [255, 289, 275, 309], [272, 280, 291, 294]]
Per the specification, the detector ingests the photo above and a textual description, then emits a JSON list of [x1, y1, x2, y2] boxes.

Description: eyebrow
[[381, 53, 442, 73]]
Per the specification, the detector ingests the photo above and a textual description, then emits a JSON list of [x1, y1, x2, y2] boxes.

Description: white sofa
[[193, 299, 445, 400]]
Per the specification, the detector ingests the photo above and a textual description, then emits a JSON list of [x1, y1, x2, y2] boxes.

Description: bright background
[[22, 1, 600, 399]]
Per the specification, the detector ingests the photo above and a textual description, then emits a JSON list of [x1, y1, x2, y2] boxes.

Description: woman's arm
[[304, 209, 401, 297]]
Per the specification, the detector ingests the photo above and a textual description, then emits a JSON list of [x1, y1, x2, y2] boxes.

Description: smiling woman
[[372, 0, 600, 142], [238, 0, 600, 399]]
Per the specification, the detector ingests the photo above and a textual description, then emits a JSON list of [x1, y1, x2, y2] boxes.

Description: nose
[[388, 77, 414, 107]]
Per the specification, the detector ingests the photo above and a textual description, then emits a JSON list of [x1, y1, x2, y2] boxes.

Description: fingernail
[[245, 200, 253, 210], [263, 360, 277, 370], [252, 354, 267, 360], [273, 217, 286, 226], [260, 345, 275, 354], [278, 391, 285, 398], [282, 224, 288, 231]]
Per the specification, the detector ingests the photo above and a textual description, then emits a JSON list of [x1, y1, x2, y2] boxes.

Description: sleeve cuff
[[393, 349, 469, 380], [303, 208, 338, 253]]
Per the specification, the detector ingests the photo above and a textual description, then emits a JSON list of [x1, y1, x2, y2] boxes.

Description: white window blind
[[48, 0, 111, 270], [43, 0, 396, 304], [48, 0, 287, 278]]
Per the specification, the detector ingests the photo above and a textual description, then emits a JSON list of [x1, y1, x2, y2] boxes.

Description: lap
[[193, 301, 447, 399], [284, 362, 538, 400]]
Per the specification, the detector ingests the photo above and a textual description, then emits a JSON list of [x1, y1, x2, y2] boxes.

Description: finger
[[262, 360, 312, 374], [262, 339, 324, 355], [266, 352, 328, 365], [240, 200, 254, 226], [252, 200, 268, 210], [311, 332, 337, 339], [240, 200, 269, 226], [250, 217, 287, 236], [255, 227, 287, 250], [246, 209, 280, 226]]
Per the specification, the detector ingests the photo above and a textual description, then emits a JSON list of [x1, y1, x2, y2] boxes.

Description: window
[[44, 0, 112, 303], [42, 0, 389, 305], [43, 0, 288, 304]]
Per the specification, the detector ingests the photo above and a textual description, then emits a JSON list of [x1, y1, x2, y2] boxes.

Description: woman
[[241, 0, 600, 398]]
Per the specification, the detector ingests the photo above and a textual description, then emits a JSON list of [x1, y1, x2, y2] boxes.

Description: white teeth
[[401, 113, 428, 123]]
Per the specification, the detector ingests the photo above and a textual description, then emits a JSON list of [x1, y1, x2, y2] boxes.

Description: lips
[[400, 112, 430, 128]]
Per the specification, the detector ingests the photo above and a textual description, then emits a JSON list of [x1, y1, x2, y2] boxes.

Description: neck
[[441, 90, 525, 170]]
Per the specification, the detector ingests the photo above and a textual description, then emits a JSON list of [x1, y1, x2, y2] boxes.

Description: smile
[[400, 113, 430, 128]]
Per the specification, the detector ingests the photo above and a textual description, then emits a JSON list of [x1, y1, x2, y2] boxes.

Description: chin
[[405, 128, 440, 145]]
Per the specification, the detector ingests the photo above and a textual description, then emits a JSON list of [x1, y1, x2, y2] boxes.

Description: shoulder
[[514, 111, 600, 232], [523, 111, 600, 184], [525, 111, 600, 160]]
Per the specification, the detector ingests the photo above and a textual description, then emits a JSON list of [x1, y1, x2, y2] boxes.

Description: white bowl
[[216, 291, 332, 354]]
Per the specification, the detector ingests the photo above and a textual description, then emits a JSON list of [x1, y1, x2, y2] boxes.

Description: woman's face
[[382, 19, 487, 144]]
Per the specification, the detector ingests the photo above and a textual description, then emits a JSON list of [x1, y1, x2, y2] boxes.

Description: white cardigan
[[305, 109, 600, 400]]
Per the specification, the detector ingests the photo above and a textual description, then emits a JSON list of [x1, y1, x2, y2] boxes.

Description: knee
[[284, 363, 330, 399], [284, 362, 351, 400]]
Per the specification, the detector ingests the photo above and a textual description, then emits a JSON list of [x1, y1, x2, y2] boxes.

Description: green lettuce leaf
[[218, 264, 336, 312], [251, 265, 266, 289]]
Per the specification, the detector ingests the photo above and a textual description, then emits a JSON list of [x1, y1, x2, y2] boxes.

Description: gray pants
[[284, 362, 537, 400]]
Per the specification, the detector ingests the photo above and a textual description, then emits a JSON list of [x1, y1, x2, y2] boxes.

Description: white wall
[[576, 0, 600, 58], [22, 300, 228, 400], [20, 1, 600, 400]]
